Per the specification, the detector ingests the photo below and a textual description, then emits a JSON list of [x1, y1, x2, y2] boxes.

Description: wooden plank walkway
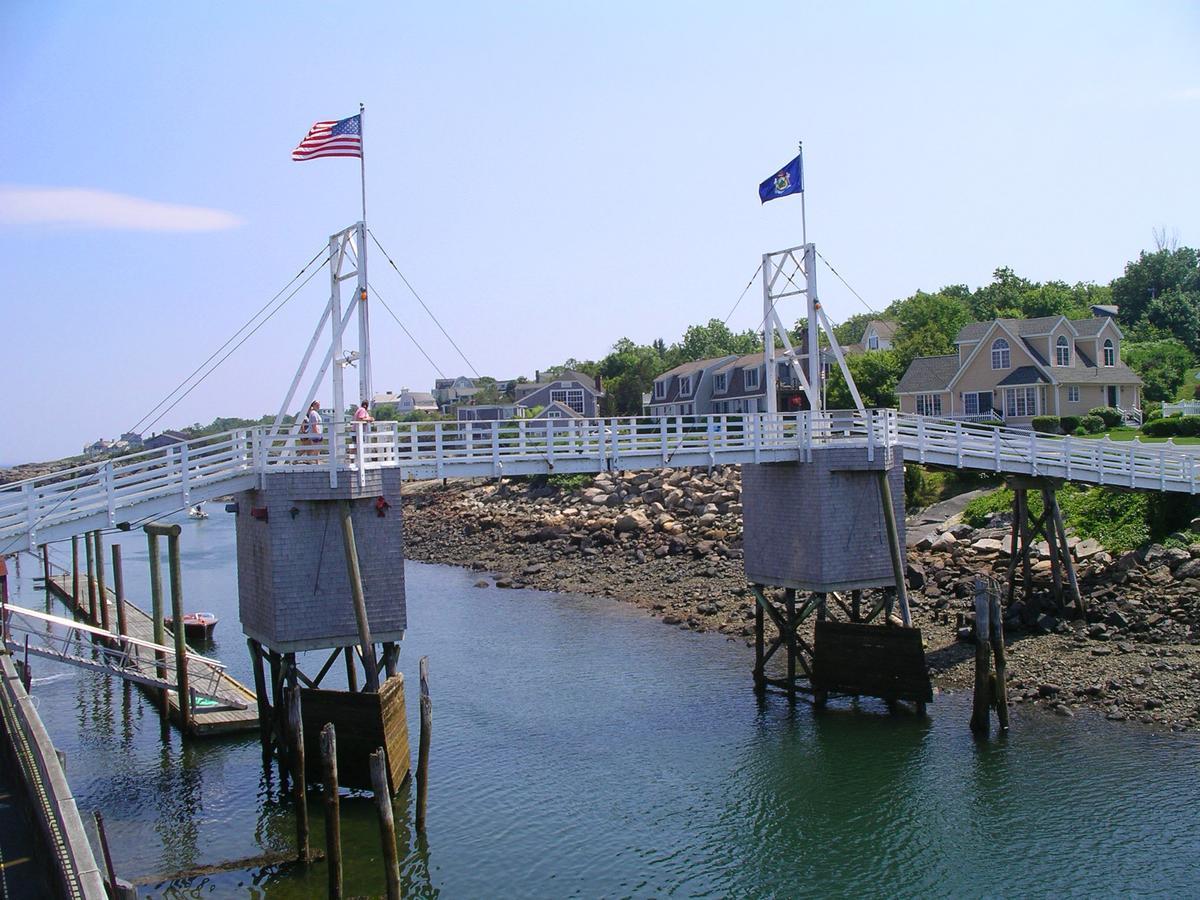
[[44, 574, 258, 737]]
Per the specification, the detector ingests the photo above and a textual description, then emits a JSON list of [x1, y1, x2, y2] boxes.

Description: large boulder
[[615, 511, 652, 533]]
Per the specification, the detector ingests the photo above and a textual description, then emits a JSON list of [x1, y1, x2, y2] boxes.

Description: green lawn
[[1074, 426, 1200, 445], [1173, 367, 1200, 402]]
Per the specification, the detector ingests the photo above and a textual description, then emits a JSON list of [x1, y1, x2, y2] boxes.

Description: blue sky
[[1, 2, 1198, 462]]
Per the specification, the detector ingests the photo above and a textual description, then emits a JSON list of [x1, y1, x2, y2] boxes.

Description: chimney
[[535, 370, 541, 383], [594, 373, 603, 393]]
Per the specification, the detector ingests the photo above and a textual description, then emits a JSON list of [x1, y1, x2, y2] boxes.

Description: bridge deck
[[43, 574, 258, 737], [2, 411, 1197, 550]]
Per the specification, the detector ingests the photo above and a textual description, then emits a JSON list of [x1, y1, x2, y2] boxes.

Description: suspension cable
[[816, 249, 879, 315], [128, 245, 328, 434], [367, 282, 448, 379], [367, 229, 481, 378], [722, 262, 764, 326]]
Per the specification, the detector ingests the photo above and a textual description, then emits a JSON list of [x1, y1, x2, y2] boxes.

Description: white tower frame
[[761, 243, 863, 415], [270, 222, 372, 438]]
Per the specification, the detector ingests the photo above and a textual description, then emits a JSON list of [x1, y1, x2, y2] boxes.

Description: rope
[[140, 257, 329, 434], [128, 245, 327, 435], [367, 229, 481, 378], [816, 249, 878, 315], [367, 281, 448, 379], [722, 262, 764, 326]]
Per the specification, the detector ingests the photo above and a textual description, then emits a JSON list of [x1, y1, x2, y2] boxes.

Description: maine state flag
[[759, 154, 803, 203]]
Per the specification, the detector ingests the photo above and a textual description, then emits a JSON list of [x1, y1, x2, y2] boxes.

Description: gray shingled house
[[514, 370, 603, 418]]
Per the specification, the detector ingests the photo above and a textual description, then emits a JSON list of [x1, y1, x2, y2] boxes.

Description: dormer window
[[1103, 338, 1115, 367], [714, 372, 728, 393], [679, 375, 692, 396], [868, 334, 879, 350], [654, 380, 666, 399], [1055, 335, 1070, 367], [745, 367, 760, 390], [991, 338, 1010, 370]]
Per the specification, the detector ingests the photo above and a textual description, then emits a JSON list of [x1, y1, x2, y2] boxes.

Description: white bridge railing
[[2, 410, 1197, 548]]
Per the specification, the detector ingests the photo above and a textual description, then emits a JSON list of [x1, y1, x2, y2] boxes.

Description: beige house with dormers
[[896, 313, 1143, 425]]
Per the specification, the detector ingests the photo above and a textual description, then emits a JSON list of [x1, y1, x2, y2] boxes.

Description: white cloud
[[0, 185, 242, 231]]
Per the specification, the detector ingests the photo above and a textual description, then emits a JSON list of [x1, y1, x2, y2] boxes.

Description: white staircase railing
[[2, 410, 1198, 548]]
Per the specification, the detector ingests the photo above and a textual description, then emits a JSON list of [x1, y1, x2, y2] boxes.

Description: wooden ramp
[[43, 574, 258, 737]]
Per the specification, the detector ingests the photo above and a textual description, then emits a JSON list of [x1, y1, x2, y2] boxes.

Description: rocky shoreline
[[402, 467, 1200, 733]]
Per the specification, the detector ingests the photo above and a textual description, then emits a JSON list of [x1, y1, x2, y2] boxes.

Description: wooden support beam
[[321, 724, 343, 899], [338, 501, 380, 692], [288, 686, 309, 863], [167, 529, 190, 735], [1039, 487, 1066, 611], [248, 639, 273, 763], [875, 470, 912, 626]]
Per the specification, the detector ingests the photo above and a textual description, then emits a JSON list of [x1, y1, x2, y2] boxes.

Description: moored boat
[[165, 611, 218, 641]]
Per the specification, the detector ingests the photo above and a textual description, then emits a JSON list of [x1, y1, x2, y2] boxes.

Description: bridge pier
[[741, 446, 931, 710], [1004, 477, 1085, 620], [234, 469, 411, 794]]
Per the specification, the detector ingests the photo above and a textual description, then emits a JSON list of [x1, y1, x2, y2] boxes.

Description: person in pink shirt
[[353, 401, 374, 423]]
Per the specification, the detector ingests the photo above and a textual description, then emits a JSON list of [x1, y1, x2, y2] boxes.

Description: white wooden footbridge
[[2, 408, 1197, 551]]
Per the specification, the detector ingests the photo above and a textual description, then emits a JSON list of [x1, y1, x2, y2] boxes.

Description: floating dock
[[44, 574, 258, 737]]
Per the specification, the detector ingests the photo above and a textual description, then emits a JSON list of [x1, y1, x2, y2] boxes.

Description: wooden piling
[[753, 593, 764, 688], [970, 577, 993, 734], [1049, 493, 1085, 618], [338, 501, 380, 691], [248, 640, 273, 761], [322, 723, 343, 899], [1005, 490, 1022, 606], [85, 533, 98, 622], [287, 686, 309, 863], [875, 470, 912, 625], [383, 641, 398, 679], [95, 529, 110, 632], [110, 544, 127, 639], [369, 748, 401, 900], [93, 809, 119, 893], [145, 530, 168, 717], [166, 528, 190, 734], [71, 536, 81, 606], [784, 589, 796, 700], [344, 647, 359, 692], [416, 655, 431, 834], [987, 586, 1009, 731]]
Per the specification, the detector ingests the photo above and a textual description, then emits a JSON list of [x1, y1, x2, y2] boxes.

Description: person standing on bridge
[[300, 400, 323, 457], [353, 400, 374, 424]]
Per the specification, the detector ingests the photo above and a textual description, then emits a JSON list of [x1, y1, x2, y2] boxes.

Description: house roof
[[996, 366, 1051, 386], [531, 400, 583, 419], [956, 316, 1071, 343], [655, 357, 732, 380], [515, 370, 601, 397], [863, 319, 898, 341], [1072, 317, 1122, 338], [1057, 363, 1143, 386], [896, 355, 959, 394]]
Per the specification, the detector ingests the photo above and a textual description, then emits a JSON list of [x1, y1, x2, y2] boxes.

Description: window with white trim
[[550, 388, 585, 414], [868, 333, 879, 350], [915, 394, 942, 416], [1056, 335, 1070, 367], [1067, 385, 1079, 403], [991, 338, 1010, 370], [1103, 339, 1115, 367], [654, 380, 666, 399], [744, 367, 760, 389], [678, 376, 692, 396], [714, 372, 727, 393], [1004, 386, 1038, 417]]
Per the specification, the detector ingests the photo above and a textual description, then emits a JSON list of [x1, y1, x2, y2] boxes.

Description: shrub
[[1031, 415, 1061, 434], [1073, 426, 1087, 436], [1079, 415, 1106, 434], [1144, 406, 1163, 423], [1058, 415, 1082, 433], [904, 464, 946, 511], [1089, 406, 1123, 428], [1142, 418, 1177, 437]]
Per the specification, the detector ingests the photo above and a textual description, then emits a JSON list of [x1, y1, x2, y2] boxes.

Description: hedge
[[1089, 406, 1123, 428], [1141, 415, 1200, 438], [1031, 416, 1060, 434], [1059, 415, 1082, 433], [1079, 415, 1106, 434]]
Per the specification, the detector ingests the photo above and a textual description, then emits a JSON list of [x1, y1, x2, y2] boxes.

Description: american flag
[[292, 114, 363, 161]]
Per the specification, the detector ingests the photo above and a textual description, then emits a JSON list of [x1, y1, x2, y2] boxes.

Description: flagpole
[[359, 102, 367, 226], [798, 140, 807, 248]]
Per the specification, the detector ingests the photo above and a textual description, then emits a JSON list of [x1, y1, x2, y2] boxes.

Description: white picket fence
[[2, 410, 1197, 549], [1162, 400, 1200, 417]]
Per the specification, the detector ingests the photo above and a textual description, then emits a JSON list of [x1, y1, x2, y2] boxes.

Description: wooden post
[[71, 536, 81, 607], [370, 748, 401, 900], [416, 655, 431, 834], [85, 533, 98, 621], [382, 641, 398, 679], [344, 647, 359, 692], [784, 588, 796, 700], [875, 470, 912, 626], [1038, 488, 1065, 612], [988, 586, 1009, 731], [970, 577, 992, 734], [1050, 498, 1085, 619], [1005, 489, 1022, 606], [287, 686, 309, 863], [93, 810, 119, 893], [338, 501, 380, 691], [167, 528, 190, 734], [269, 651, 288, 787], [110, 544, 128, 639], [851, 589, 863, 622], [95, 529, 110, 632], [248, 639, 273, 762], [145, 530, 168, 717], [321, 723, 343, 899], [40, 543, 50, 583], [753, 590, 764, 688], [1018, 491, 1034, 607]]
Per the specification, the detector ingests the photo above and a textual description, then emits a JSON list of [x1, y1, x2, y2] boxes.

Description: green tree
[[1124, 338, 1194, 401], [890, 289, 971, 367], [1145, 289, 1200, 354], [1111, 247, 1200, 326], [677, 318, 759, 361], [826, 349, 903, 409], [969, 268, 1029, 321]]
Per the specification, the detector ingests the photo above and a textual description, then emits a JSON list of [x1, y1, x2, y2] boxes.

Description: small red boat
[[165, 612, 219, 641]]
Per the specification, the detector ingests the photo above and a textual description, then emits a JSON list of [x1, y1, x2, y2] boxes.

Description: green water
[[10, 513, 1200, 898]]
